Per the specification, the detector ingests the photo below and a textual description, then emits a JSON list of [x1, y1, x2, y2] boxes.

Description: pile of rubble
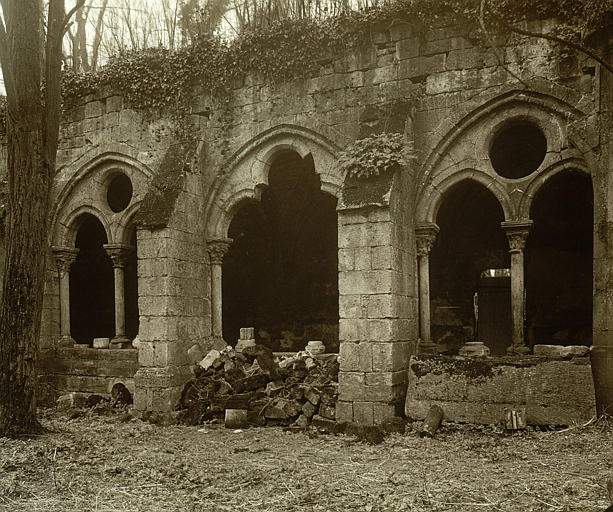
[[177, 343, 339, 428]]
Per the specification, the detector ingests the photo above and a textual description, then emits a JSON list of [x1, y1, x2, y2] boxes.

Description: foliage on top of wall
[[60, 0, 612, 115], [338, 132, 414, 179]]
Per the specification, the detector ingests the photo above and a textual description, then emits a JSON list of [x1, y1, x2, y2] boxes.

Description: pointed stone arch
[[204, 124, 341, 240]]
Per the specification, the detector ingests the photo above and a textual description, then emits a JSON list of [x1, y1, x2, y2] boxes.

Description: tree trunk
[[0, 113, 51, 437]]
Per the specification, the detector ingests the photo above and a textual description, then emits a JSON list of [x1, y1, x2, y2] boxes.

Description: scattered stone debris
[[177, 344, 339, 428]]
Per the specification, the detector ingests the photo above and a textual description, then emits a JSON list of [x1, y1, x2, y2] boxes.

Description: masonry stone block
[[85, 100, 104, 118], [338, 248, 354, 271], [138, 341, 191, 367], [336, 401, 353, 423], [353, 402, 375, 425], [354, 247, 372, 270], [339, 318, 368, 341], [373, 403, 399, 424], [339, 295, 361, 319]]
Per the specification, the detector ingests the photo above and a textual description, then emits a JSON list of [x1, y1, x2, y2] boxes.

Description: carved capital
[[501, 220, 533, 254], [103, 244, 135, 268], [207, 238, 233, 265], [415, 223, 439, 257], [51, 246, 79, 275]]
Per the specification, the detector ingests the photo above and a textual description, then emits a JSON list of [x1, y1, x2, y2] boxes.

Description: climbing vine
[[59, 0, 611, 114], [337, 133, 414, 179]]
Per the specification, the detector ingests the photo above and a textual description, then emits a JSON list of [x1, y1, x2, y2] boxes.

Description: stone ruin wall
[[0, 15, 609, 422]]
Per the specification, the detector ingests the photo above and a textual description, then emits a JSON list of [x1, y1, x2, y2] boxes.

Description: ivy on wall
[[60, 0, 611, 114], [337, 133, 413, 179]]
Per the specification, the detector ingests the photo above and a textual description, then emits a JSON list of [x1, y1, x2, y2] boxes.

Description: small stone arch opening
[[70, 214, 115, 345], [526, 170, 593, 347], [222, 150, 339, 352], [489, 119, 547, 179], [430, 180, 510, 354]]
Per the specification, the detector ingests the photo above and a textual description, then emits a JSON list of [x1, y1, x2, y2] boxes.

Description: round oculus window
[[489, 121, 547, 179], [107, 173, 133, 213]]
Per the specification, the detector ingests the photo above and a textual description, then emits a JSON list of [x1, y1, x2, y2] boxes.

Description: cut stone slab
[[405, 355, 595, 426], [533, 345, 590, 358]]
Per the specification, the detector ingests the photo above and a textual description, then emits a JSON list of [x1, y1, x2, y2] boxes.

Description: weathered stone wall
[[0, 15, 605, 418], [405, 355, 596, 425]]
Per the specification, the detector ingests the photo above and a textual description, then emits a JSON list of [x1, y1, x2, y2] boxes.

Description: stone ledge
[[405, 355, 595, 426]]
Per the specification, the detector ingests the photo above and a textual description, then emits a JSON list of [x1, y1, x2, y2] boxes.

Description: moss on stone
[[135, 145, 189, 229], [340, 170, 394, 208]]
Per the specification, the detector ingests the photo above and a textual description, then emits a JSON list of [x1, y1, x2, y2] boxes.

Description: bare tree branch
[[60, 0, 86, 37], [489, 8, 613, 75], [479, 0, 527, 86]]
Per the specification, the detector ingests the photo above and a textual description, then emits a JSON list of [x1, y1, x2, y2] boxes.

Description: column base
[[506, 344, 531, 356], [418, 340, 440, 355], [58, 335, 75, 347], [110, 336, 133, 349]]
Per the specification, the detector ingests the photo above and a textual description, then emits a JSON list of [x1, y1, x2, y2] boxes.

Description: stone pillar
[[51, 246, 79, 347], [104, 244, 135, 349], [501, 221, 532, 355], [415, 223, 439, 354], [206, 238, 233, 346]]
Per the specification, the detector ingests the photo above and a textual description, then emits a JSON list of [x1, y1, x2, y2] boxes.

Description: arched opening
[[70, 214, 114, 345], [526, 170, 593, 347], [430, 180, 510, 355], [222, 150, 339, 352], [125, 225, 139, 340]]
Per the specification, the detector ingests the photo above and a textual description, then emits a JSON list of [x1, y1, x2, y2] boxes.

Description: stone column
[[207, 238, 233, 346], [415, 223, 439, 354], [501, 221, 533, 355], [51, 246, 80, 347], [104, 244, 135, 349]]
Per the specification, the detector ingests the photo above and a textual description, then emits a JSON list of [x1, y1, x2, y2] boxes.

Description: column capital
[[51, 246, 79, 273], [207, 238, 233, 265], [103, 244, 135, 268], [415, 223, 439, 257], [501, 220, 533, 253]]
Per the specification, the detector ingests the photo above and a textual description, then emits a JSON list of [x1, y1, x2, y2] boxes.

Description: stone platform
[[405, 355, 595, 426], [42, 345, 139, 397]]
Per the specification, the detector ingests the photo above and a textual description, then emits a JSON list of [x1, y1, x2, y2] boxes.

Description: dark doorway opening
[[125, 226, 139, 340], [70, 214, 114, 345], [430, 180, 510, 353], [526, 170, 593, 347], [222, 151, 339, 352]]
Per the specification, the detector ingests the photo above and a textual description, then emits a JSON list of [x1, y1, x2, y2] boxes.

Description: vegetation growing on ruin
[[338, 133, 412, 179], [60, 0, 612, 114]]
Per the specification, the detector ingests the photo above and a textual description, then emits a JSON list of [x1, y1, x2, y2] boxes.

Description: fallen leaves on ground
[[0, 409, 611, 512]]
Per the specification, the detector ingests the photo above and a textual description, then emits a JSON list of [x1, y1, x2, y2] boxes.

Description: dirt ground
[[0, 408, 611, 512]]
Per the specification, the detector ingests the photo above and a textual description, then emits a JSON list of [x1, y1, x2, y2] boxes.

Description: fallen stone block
[[294, 414, 309, 427], [305, 388, 321, 405], [187, 344, 205, 365], [302, 401, 317, 418], [57, 392, 90, 409], [318, 403, 336, 420], [311, 415, 344, 433], [198, 349, 221, 371], [93, 337, 110, 349], [225, 409, 248, 429]]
